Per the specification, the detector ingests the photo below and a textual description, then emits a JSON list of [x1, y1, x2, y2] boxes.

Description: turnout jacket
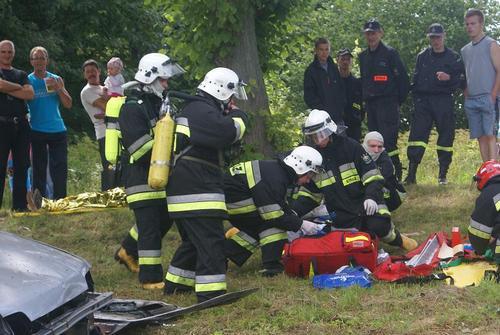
[[224, 159, 302, 232], [167, 94, 248, 219], [342, 74, 364, 128], [119, 90, 166, 209], [412, 47, 465, 95], [468, 178, 500, 263], [375, 150, 404, 212], [291, 135, 386, 223], [359, 42, 410, 104], [304, 56, 346, 124]]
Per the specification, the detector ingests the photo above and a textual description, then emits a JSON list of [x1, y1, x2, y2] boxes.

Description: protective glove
[[363, 199, 378, 216], [300, 220, 323, 235]]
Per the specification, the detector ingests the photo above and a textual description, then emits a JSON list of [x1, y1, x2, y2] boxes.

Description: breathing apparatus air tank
[[148, 98, 175, 189]]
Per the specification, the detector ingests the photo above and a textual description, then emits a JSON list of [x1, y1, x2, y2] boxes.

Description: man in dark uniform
[[405, 24, 465, 185], [304, 37, 346, 125], [164, 67, 249, 302], [359, 19, 410, 180], [337, 48, 363, 142], [0, 40, 34, 211], [291, 110, 417, 251], [224, 146, 324, 277], [116, 53, 185, 289], [468, 160, 500, 265]]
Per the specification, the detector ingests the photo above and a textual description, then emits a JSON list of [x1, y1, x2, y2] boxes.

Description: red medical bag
[[282, 231, 378, 278]]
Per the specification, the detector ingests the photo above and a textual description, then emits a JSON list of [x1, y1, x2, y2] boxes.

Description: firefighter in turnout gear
[[224, 146, 324, 277], [291, 110, 417, 251], [359, 19, 410, 180], [405, 23, 465, 185], [164, 67, 249, 302], [362, 131, 406, 212], [468, 160, 500, 264], [114, 53, 185, 289]]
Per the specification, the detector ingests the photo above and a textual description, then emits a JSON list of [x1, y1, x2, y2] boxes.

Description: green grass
[[1, 130, 499, 335]]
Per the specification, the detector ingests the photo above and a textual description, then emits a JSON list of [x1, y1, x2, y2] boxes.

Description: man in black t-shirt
[[0, 40, 34, 210]]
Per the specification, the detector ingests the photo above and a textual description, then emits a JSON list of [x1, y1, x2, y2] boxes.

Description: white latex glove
[[300, 220, 323, 235], [363, 199, 378, 216]]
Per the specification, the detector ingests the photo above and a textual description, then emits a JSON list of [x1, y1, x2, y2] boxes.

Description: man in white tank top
[[461, 8, 500, 162]]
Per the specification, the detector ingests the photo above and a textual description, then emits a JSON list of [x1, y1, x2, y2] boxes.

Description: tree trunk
[[223, 2, 275, 158]]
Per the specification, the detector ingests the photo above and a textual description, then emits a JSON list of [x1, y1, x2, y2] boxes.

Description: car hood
[[0, 231, 91, 321]]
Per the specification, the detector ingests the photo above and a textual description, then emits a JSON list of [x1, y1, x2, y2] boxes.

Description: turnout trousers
[[165, 217, 227, 302], [407, 94, 454, 169], [121, 204, 172, 283], [366, 96, 402, 179], [224, 217, 288, 273]]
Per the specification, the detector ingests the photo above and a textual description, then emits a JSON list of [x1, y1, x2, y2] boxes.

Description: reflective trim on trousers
[[129, 225, 138, 241], [436, 145, 453, 152], [259, 228, 288, 246], [380, 222, 397, 243], [408, 141, 428, 148], [231, 231, 259, 252], [165, 265, 196, 287], [195, 274, 227, 292]]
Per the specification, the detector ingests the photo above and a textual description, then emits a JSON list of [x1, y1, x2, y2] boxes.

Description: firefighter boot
[[404, 162, 418, 185], [438, 164, 449, 185], [142, 282, 165, 290], [392, 156, 403, 181], [401, 234, 418, 252], [114, 247, 139, 273]]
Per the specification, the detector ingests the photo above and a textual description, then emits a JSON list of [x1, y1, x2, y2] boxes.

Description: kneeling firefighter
[[291, 109, 418, 251], [164, 67, 249, 302], [114, 53, 185, 289], [224, 146, 325, 277], [468, 160, 500, 265]]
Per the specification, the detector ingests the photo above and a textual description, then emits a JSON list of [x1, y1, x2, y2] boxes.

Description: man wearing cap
[[405, 24, 465, 185], [337, 48, 363, 142], [304, 37, 346, 125], [359, 19, 410, 180]]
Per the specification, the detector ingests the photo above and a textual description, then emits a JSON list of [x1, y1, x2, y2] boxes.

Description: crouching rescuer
[[469, 160, 500, 264], [224, 146, 325, 277], [114, 53, 185, 289], [291, 109, 418, 251], [164, 67, 249, 302]]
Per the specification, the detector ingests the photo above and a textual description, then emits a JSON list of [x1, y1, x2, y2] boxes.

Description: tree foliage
[[0, 0, 164, 139]]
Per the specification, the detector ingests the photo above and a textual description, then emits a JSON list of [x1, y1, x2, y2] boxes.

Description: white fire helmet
[[302, 109, 341, 145], [134, 53, 185, 85], [198, 67, 247, 102], [283, 145, 323, 176]]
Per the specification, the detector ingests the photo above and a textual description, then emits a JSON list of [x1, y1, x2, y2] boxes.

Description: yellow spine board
[[148, 113, 175, 189]]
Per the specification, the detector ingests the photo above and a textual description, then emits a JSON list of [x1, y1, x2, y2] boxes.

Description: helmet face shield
[[303, 126, 334, 146], [233, 81, 248, 100], [161, 59, 186, 78]]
